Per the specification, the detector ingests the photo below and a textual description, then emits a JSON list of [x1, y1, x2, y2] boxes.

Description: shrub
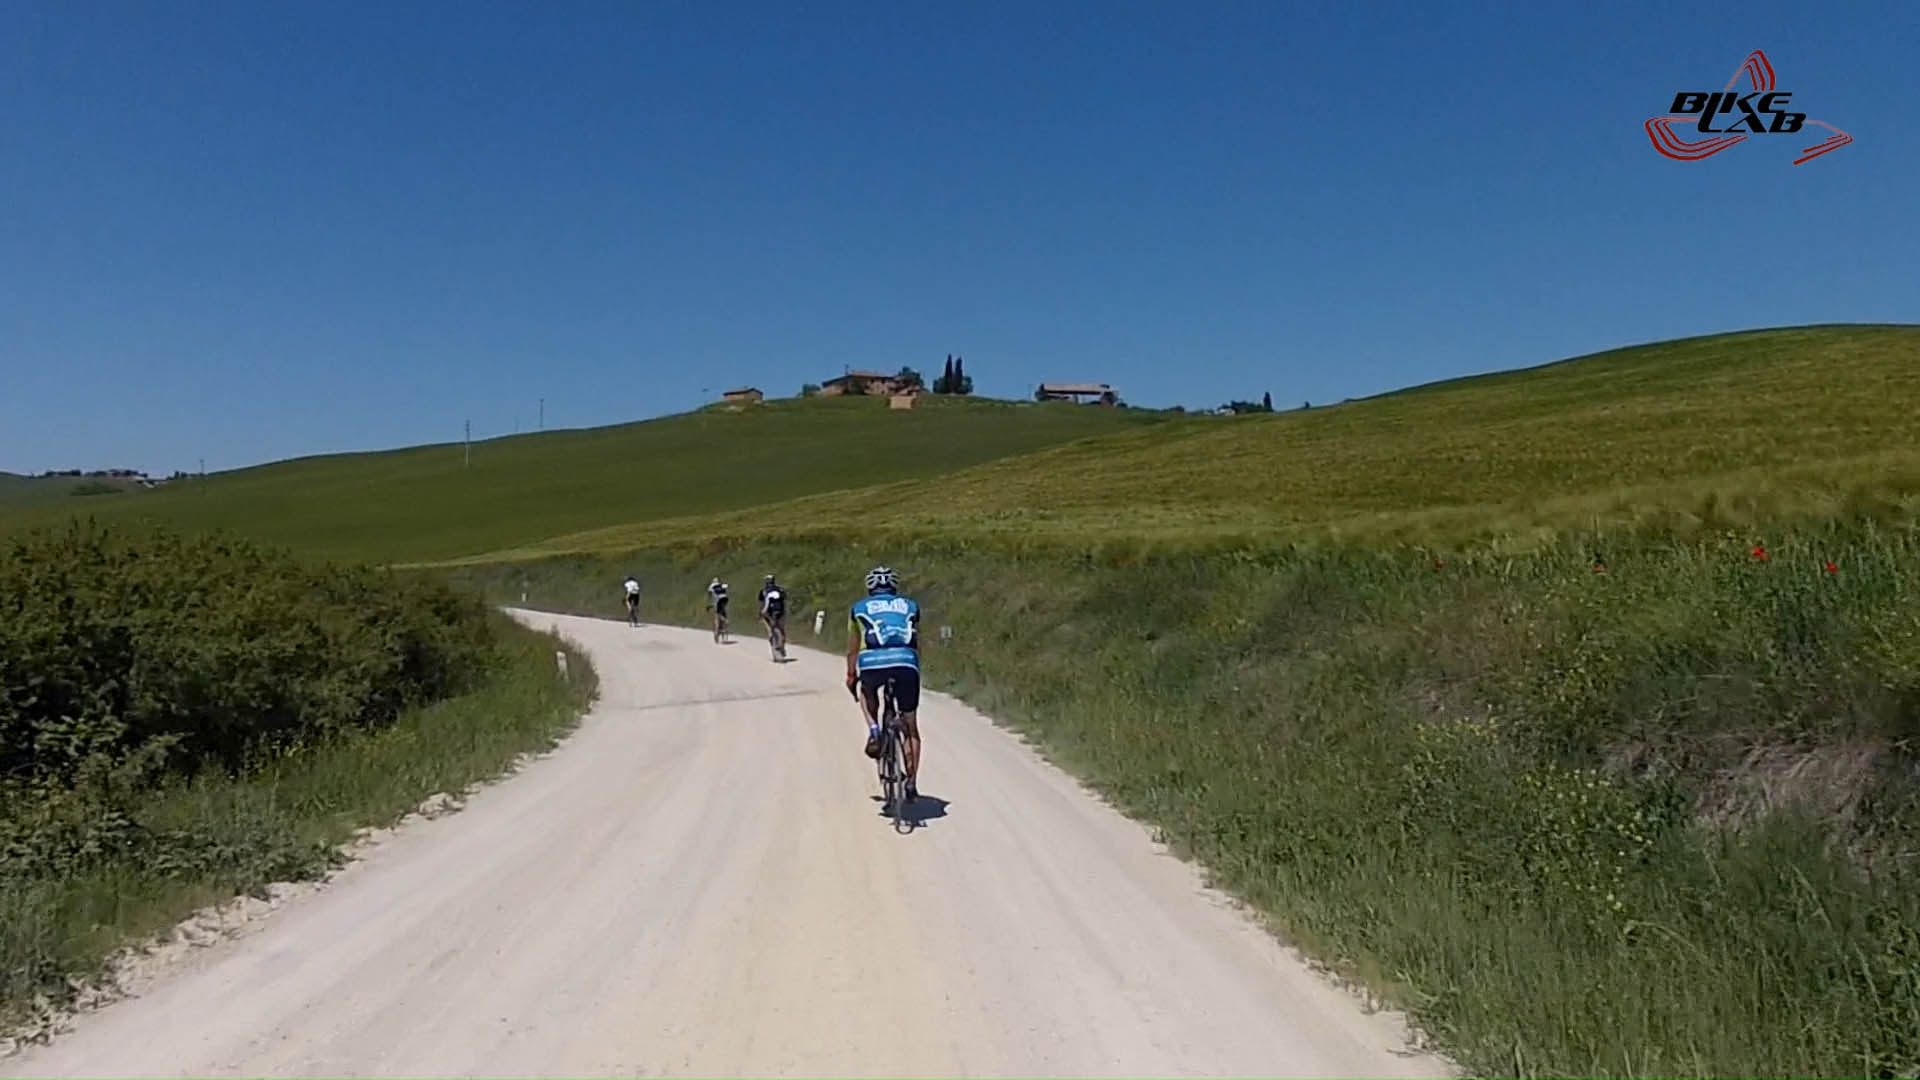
[[0, 521, 496, 788]]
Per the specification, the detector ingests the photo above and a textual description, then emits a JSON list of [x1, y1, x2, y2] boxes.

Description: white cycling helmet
[[865, 565, 897, 594]]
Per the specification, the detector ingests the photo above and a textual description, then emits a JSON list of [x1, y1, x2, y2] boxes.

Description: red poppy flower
[[1823, 561, 1838, 574], [1751, 545, 1769, 561]]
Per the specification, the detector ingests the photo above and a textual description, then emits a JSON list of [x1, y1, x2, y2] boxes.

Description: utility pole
[[539, 398, 545, 431], [464, 420, 471, 469]]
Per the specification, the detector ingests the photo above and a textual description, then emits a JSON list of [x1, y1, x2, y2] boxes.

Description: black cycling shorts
[[859, 666, 920, 714], [714, 597, 729, 616]]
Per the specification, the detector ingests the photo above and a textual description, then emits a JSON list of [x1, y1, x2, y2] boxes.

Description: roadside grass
[[455, 325, 1920, 562], [444, 521, 1920, 1079], [0, 617, 596, 1030], [0, 395, 1161, 564]]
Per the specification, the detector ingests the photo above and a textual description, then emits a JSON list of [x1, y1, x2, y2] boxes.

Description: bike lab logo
[[1645, 49, 1852, 165]]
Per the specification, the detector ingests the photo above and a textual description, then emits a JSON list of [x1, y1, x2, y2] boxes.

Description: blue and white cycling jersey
[[850, 594, 920, 671]]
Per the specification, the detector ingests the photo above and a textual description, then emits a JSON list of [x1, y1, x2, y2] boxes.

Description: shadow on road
[[869, 793, 951, 828]]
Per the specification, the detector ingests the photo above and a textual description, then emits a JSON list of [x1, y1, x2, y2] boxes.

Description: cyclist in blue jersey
[[844, 565, 923, 801]]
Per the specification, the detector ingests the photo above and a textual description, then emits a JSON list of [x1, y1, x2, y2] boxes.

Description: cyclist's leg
[[892, 668, 922, 793], [857, 668, 884, 757]]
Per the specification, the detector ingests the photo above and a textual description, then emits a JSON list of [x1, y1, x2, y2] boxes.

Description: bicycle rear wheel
[[873, 689, 896, 808], [875, 728, 896, 808], [881, 690, 909, 831], [887, 730, 909, 832]]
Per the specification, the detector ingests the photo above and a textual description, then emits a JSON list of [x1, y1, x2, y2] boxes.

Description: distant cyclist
[[845, 566, 921, 801], [758, 574, 787, 659], [622, 574, 641, 626], [707, 577, 730, 641]]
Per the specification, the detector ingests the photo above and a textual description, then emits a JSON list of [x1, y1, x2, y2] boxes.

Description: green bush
[[0, 521, 495, 787], [0, 615, 592, 1025], [0, 525, 591, 1025]]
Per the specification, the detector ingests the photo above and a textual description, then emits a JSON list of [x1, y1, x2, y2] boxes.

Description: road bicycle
[[857, 680, 912, 834], [766, 616, 787, 662]]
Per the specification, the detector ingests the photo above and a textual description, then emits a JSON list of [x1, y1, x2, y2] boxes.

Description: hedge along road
[[5, 611, 1449, 1079]]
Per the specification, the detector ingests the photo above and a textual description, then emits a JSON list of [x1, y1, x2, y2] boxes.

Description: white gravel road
[[4, 611, 1449, 1078]]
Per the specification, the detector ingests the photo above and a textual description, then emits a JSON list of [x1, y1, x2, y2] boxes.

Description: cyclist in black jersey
[[707, 577, 729, 641]]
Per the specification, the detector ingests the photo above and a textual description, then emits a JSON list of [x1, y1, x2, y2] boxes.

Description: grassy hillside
[[0, 474, 145, 507], [0, 396, 1160, 564], [477, 325, 1920, 562]]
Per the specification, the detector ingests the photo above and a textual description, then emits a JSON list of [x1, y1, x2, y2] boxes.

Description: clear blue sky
[[3, 0, 1914, 474]]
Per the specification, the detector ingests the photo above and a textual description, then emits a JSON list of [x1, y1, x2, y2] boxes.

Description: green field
[[0, 474, 147, 507], [1, 395, 1160, 564], [15, 327, 1912, 567], [470, 325, 1920, 562]]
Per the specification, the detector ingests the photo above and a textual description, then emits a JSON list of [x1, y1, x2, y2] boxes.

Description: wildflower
[[1823, 560, 1838, 574], [1750, 544, 1769, 561]]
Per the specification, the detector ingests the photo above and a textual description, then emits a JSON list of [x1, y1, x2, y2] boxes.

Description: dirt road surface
[[4, 611, 1449, 1078]]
